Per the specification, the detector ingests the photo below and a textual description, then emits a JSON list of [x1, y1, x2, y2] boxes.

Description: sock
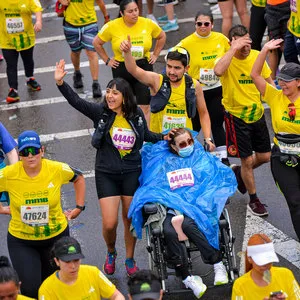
[[75, 70, 81, 74], [169, 19, 176, 24], [249, 193, 258, 202]]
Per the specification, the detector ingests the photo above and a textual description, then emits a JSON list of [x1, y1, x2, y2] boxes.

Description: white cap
[[247, 242, 279, 266]]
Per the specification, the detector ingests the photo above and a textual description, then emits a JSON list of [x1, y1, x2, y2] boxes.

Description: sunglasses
[[19, 147, 41, 157], [196, 21, 211, 27], [288, 103, 296, 121], [178, 138, 194, 149], [167, 47, 190, 64]]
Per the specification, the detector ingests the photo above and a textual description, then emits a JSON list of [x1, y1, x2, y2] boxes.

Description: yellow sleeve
[[97, 23, 112, 43], [263, 83, 281, 106], [38, 285, 57, 300], [29, 0, 43, 13], [0, 168, 7, 193], [231, 281, 244, 300], [262, 60, 272, 79], [60, 163, 76, 184], [150, 20, 162, 38], [286, 270, 300, 300], [97, 269, 116, 298]]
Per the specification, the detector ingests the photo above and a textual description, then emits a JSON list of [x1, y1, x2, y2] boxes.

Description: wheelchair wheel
[[219, 208, 239, 282]]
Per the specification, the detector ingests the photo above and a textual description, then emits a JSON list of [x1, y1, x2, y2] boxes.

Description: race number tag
[[162, 115, 186, 131], [21, 205, 49, 226], [112, 127, 136, 150], [199, 68, 219, 86], [290, 0, 297, 12], [167, 168, 194, 190], [278, 140, 300, 155], [131, 46, 144, 60], [6, 18, 24, 34]]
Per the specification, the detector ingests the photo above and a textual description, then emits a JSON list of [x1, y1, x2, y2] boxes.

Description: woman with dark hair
[[93, 0, 166, 125], [176, 11, 230, 165], [55, 59, 168, 277], [232, 234, 299, 299], [0, 256, 34, 300]]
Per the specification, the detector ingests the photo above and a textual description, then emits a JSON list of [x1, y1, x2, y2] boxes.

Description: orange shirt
[[267, 0, 288, 5]]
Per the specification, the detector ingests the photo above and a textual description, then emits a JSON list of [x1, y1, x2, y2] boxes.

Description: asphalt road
[[0, 0, 299, 299]]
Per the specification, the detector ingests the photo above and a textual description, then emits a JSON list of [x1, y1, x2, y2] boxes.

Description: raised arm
[[251, 39, 283, 97], [214, 36, 252, 77], [120, 35, 160, 94], [92, 36, 119, 69], [149, 31, 166, 65]]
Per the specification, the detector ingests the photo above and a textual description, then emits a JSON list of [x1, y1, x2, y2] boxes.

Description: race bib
[[167, 168, 194, 190], [278, 140, 300, 155], [21, 205, 49, 226], [131, 46, 144, 60], [112, 127, 136, 150], [162, 115, 187, 131], [290, 0, 297, 12], [199, 68, 219, 86], [6, 17, 24, 34]]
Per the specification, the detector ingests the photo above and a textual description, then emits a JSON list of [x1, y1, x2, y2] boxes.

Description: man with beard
[[120, 37, 214, 151], [214, 24, 273, 217]]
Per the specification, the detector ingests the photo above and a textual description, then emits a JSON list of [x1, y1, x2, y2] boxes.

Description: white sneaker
[[146, 14, 158, 24], [183, 275, 207, 299], [208, 0, 218, 3], [214, 261, 229, 285]]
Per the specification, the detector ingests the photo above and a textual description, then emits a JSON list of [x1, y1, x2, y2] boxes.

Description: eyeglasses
[[167, 47, 190, 64], [196, 21, 211, 27], [288, 103, 296, 121], [178, 138, 194, 149], [19, 147, 41, 157]]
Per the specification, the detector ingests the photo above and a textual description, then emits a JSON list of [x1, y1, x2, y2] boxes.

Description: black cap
[[54, 236, 85, 262], [277, 62, 300, 82], [129, 280, 161, 300]]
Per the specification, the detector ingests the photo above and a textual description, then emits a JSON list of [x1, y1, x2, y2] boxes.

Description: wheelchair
[[143, 203, 239, 294]]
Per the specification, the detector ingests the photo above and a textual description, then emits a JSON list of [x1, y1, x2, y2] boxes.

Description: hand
[[0, 205, 11, 215], [231, 36, 252, 51], [107, 57, 119, 69], [149, 53, 158, 65], [262, 39, 284, 52], [34, 21, 42, 32], [64, 208, 81, 220], [55, 59, 68, 84], [164, 128, 177, 141], [59, 0, 70, 5], [205, 140, 216, 152], [120, 35, 132, 54]]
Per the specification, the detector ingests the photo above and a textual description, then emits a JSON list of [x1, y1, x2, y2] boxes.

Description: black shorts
[[112, 59, 152, 105], [95, 170, 141, 198], [224, 112, 271, 158]]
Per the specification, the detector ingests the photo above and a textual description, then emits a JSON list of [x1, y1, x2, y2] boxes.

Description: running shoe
[[6, 88, 20, 104], [157, 14, 177, 24], [73, 71, 83, 88], [248, 198, 269, 217], [161, 21, 179, 33], [125, 258, 139, 277], [183, 275, 207, 299], [103, 250, 117, 275], [231, 165, 247, 194], [92, 82, 102, 98], [214, 261, 228, 285], [27, 77, 41, 91]]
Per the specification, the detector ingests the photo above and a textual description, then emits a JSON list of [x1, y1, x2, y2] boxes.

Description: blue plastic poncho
[[128, 136, 237, 249]]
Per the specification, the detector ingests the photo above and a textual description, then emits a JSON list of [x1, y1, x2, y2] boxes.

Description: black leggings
[[2, 47, 35, 90], [7, 227, 69, 298], [163, 214, 222, 278], [192, 86, 226, 147], [271, 147, 300, 240]]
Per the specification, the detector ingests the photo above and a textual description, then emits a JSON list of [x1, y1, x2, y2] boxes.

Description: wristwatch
[[75, 205, 85, 211], [204, 137, 213, 142]]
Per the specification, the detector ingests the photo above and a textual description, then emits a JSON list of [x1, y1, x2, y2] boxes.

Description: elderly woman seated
[[128, 128, 237, 299]]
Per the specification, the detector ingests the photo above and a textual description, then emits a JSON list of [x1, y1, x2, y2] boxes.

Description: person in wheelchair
[[128, 128, 237, 298]]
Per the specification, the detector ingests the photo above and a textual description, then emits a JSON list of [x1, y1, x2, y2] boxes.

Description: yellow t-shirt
[[219, 49, 272, 123], [109, 115, 136, 158], [0, 159, 75, 240], [177, 31, 230, 90], [150, 75, 195, 133], [38, 265, 116, 300], [251, 0, 267, 7], [232, 267, 300, 300], [97, 17, 162, 61], [288, 0, 300, 37], [64, 0, 97, 26], [264, 83, 300, 144], [0, 0, 43, 51], [18, 295, 36, 300]]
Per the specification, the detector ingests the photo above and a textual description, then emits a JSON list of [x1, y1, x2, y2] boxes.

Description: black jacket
[[58, 82, 164, 173]]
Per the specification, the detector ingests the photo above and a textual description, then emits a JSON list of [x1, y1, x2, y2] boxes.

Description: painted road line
[[0, 50, 168, 79], [240, 211, 300, 275], [36, 35, 65, 44]]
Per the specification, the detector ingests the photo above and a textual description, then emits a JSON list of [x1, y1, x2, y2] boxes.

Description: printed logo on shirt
[[238, 74, 253, 84], [89, 286, 95, 294], [47, 182, 54, 188], [202, 54, 217, 61]]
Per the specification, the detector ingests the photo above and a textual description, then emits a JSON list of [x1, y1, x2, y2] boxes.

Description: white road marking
[[240, 212, 300, 275]]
